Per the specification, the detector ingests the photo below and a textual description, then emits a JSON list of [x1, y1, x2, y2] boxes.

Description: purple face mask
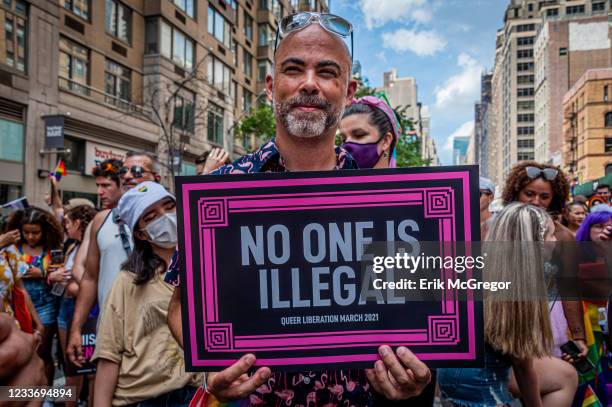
[[342, 139, 382, 169]]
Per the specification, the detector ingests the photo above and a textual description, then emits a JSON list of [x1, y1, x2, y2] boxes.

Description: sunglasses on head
[[119, 165, 155, 178], [95, 162, 119, 174], [525, 166, 559, 181], [274, 12, 353, 62]]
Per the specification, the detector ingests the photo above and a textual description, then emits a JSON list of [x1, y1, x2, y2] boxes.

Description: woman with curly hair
[[501, 162, 582, 405], [4, 207, 64, 385]]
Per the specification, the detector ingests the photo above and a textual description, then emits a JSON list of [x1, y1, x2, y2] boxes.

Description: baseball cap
[[479, 177, 495, 195], [117, 181, 174, 231]]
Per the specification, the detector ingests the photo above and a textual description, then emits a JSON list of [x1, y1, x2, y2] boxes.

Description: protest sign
[[176, 166, 483, 371]]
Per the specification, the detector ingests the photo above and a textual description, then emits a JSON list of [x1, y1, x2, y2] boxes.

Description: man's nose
[[300, 70, 320, 95]]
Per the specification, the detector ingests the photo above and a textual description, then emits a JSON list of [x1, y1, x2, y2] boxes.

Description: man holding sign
[[167, 13, 432, 405]]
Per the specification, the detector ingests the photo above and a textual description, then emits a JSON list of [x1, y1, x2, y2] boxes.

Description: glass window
[[105, 59, 131, 107], [145, 19, 158, 54], [208, 6, 231, 47], [62, 137, 85, 172], [0, 183, 22, 204], [160, 20, 172, 58], [243, 10, 253, 40], [566, 5, 585, 14], [231, 40, 238, 66], [257, 60, 272, 81], [209, 57, 232, 93], [207, 103, 224, 144], [272, 0, 282, 20], [173, 91, 195, 133], [60, 0, 89, 20], [181, 161, 197, 175], [59, 36, 89, 96], [0, 0, 26, 72], [157, 20, 193, 70], [605, 112, 612, 127], [259, 0, 269, 9], [243, 49, 252, 76], [173, 0, 194, 18], [243, 88, 253, 112], [0, 118, 23, 162], [105, 0, 131, 44], [592, 2, 605, 13], [258, 24, 271, 46]]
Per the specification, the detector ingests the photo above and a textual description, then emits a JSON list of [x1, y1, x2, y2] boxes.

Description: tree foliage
[[237, 104, 276, 146]]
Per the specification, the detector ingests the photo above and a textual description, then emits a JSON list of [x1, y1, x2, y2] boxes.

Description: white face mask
[[144, 212, 178, 248]]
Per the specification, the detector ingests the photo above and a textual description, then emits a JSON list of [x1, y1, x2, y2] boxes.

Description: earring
[[383, 151, 388, 157]]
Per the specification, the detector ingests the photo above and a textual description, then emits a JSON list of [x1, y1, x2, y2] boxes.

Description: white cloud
[[382, 29, 447, 56], [376, 51, 387, 63], [434, 53, 483, 108], [359, 0, 429, 29], [444, 121, 474, 151]]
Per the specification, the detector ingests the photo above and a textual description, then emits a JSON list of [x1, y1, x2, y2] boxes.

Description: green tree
[[237, 104, 276, 151], [354, 76, 377, 98], [394, 105, 428, 168]]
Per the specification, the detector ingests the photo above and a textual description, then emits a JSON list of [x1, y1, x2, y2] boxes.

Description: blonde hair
[[484, 202, 553, 359]]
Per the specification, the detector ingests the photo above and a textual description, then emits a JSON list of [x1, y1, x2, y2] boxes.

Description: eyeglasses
[[525, 166, 559, 181], [119, 165, 155, 179], [274, 12, 353, 62]]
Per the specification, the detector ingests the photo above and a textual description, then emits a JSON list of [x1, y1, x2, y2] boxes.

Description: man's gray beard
[[274, 100, 344, 139]]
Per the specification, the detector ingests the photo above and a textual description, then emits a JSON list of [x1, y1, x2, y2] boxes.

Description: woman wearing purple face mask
[[339, 96, 400, 169]]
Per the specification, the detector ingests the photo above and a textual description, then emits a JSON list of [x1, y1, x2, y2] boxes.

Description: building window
[[566, 5, 585, 14], [243, 88, 253, 112], [272, 0, 282, 20], [1, 0, 26, 72], [517, 75, 534, 84], [517, 113, 534, 122], [517, 36, 534, 46], [592, 1, 605, 13], [231, 40, 238, 66], [258, 24, 272, 46], [230, 80, 237, 106], [59, 36, 90, 95], [0, 118, 23, 162], [155, 20, 194, 70], [516, 23, 535, 32], [173, 0, 194, 18], [606, 112, 612, 127], [517, 62, 534, 71], [105, 0, 131, 44], [225, 0, 238, 10], [60, 0, 89, 20], [517, 126, 534, 135], [528, 3, 533, 11], [559, 47, 568, 56], [208, 6, 231, 47], [605, 137, 612, 153], [517, 88, 534, 97], [257, 60, 272, 81], [259, 0, 269, 9], [517, 152, 534, 161], [243, 49, 252, 76], [243, 10, 253, 40], [604, 85, 609, 102], [104, 59, 131, 106], [173, 91, 195, 133], [63, 137, 85, 172], [207, 56, 231, 93], [517, 139, 534, 148], [546, 8, 558, 16], [0, 183, 22, 203], [517, 49, 533, 59], [207, 103, 224, 144]]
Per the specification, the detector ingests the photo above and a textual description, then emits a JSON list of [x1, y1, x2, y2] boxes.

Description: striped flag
[[51, 159, 67, 181]]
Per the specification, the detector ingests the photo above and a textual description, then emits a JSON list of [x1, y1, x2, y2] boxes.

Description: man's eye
[[320, 70, 338, 77], [284, 66, 301, 73]]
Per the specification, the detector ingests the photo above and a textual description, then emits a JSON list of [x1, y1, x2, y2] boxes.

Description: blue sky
[[329, 0, 509, 165]]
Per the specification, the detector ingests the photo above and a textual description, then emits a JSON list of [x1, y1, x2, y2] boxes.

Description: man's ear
[[154, 174, 162, 183], [345, 79, 358, 106], [265, 74, 274, 102]]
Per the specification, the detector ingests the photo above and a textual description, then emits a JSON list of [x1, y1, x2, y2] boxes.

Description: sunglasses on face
[[274, 12, 354, 62], [525, 166, 558, 181], [119, 165, 155, 179]]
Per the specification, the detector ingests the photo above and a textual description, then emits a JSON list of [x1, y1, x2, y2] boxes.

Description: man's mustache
[[286, 95, 330, 110]]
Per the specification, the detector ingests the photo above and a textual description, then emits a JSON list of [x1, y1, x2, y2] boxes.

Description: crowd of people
[[1, 10, 611, 407]]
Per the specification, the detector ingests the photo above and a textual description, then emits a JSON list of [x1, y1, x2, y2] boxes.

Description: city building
[[488, 30, 505, 184], [490, 0, 540, 181], [453, 135, 470, 165], [562, 68, 612, 184], [0, 0, 327, 207], [474, 73, 493, 177], [534, 0, 611, 166]]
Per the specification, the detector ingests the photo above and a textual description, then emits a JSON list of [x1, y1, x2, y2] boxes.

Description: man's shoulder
[[210, 140, 279, 175], [92, 210, 111, 230]]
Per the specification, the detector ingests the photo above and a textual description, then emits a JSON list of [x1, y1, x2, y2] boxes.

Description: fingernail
[[397, 346, 408, 356], [245, 354, 255, 364], [261, 370, 271, 380], [379, 345, 390, 356], [375, 360, 385, 371]]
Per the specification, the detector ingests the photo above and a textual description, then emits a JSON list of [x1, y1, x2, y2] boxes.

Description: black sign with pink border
[[176, 166, 483, 371]]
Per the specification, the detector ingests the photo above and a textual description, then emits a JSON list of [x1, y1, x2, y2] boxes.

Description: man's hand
[[365, 345, 431, 401], [203, 148, 230, 175], [0, 313, 46, 386], [66, 328, 84, 367], [0, 230, 20, 247], [207, 354, 271, 402]]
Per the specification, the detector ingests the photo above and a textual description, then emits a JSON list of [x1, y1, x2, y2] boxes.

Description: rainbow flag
[[51, 159, 67, 181], [581, 385, 602, 407]]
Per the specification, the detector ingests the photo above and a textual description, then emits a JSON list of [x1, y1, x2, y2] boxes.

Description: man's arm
[[168, 288, 183, 348], [66, 210, 106, 366]]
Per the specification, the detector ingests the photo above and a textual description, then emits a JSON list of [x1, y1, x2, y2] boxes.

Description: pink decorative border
[[181, 172, 475, 367]]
